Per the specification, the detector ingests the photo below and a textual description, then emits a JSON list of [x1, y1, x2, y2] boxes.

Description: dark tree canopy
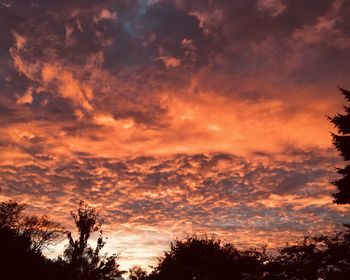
[[0, 200, 71, 280], [146, 235, 266, 280], [129, 232, 350, 280], [0, 199, 124, 280], [0, 200, 65, 251], [329, 87, 350, 204], [266, 229, 350, 280]]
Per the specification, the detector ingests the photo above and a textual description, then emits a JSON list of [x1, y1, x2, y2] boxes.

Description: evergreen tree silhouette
[[329, 87, 350, 204]]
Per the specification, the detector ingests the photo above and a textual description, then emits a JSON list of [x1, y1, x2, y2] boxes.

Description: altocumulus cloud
[[1, 0, 350, 270]]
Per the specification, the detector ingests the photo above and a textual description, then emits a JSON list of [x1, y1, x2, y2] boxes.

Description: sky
[[1, 0, 350, 272]]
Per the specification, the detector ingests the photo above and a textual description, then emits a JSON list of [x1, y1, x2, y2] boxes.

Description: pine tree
[[329, 87, 350, 204]]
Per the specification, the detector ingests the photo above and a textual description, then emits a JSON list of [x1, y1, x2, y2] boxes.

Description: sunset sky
[[1, 0, 350, 271]]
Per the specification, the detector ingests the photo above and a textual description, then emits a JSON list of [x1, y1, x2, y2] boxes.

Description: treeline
[[0, 200, 123, 280], [1, 198, 350, 280], [131, 229, 350, 280]]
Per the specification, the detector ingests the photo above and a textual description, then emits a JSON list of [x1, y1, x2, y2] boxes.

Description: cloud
[[93, 9, 117, 23], [0, 149, 348, 268], [12, 31, 26, 49], [16, 87, 33, 104], [256, 0, 287, 17], [1, 0, 350, 271], [291, 0, 346, 46], [158, 55, 181, 68]]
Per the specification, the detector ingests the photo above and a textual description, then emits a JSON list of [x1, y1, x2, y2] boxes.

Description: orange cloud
[[2, 0, 350, 272]]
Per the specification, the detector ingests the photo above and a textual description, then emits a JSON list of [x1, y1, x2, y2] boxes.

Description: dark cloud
[[1, 0, 349, 128]]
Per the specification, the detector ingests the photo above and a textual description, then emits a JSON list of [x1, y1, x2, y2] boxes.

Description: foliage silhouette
[[0, 198, 349, 280], [329, 87, 350, 204], [129, 266, 148, 280], [0, 199, 65, 251], [0, 199, 72, 280], [132, 230, 350, 280], [0, 199, 25, 228], [0, 199, 125, 280], [145, 235, 266, 280], [263, 228, 350, 280], [63, 201, 125, 280]]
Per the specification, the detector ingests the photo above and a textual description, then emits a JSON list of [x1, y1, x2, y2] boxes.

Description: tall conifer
[[330, 87, 350, 204]]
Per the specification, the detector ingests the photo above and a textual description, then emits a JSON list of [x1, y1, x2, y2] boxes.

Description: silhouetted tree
[[0, 199, 65, 251], [0, 200, 25, 228], [21, 214, 66, 251], [146, 235, 266, 280], [63, 201, 124, 280], [264, 229, 350, 280], [329, 87, 350, 204], [129, 266, 148, 280], [0, 199, 70, 280]]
